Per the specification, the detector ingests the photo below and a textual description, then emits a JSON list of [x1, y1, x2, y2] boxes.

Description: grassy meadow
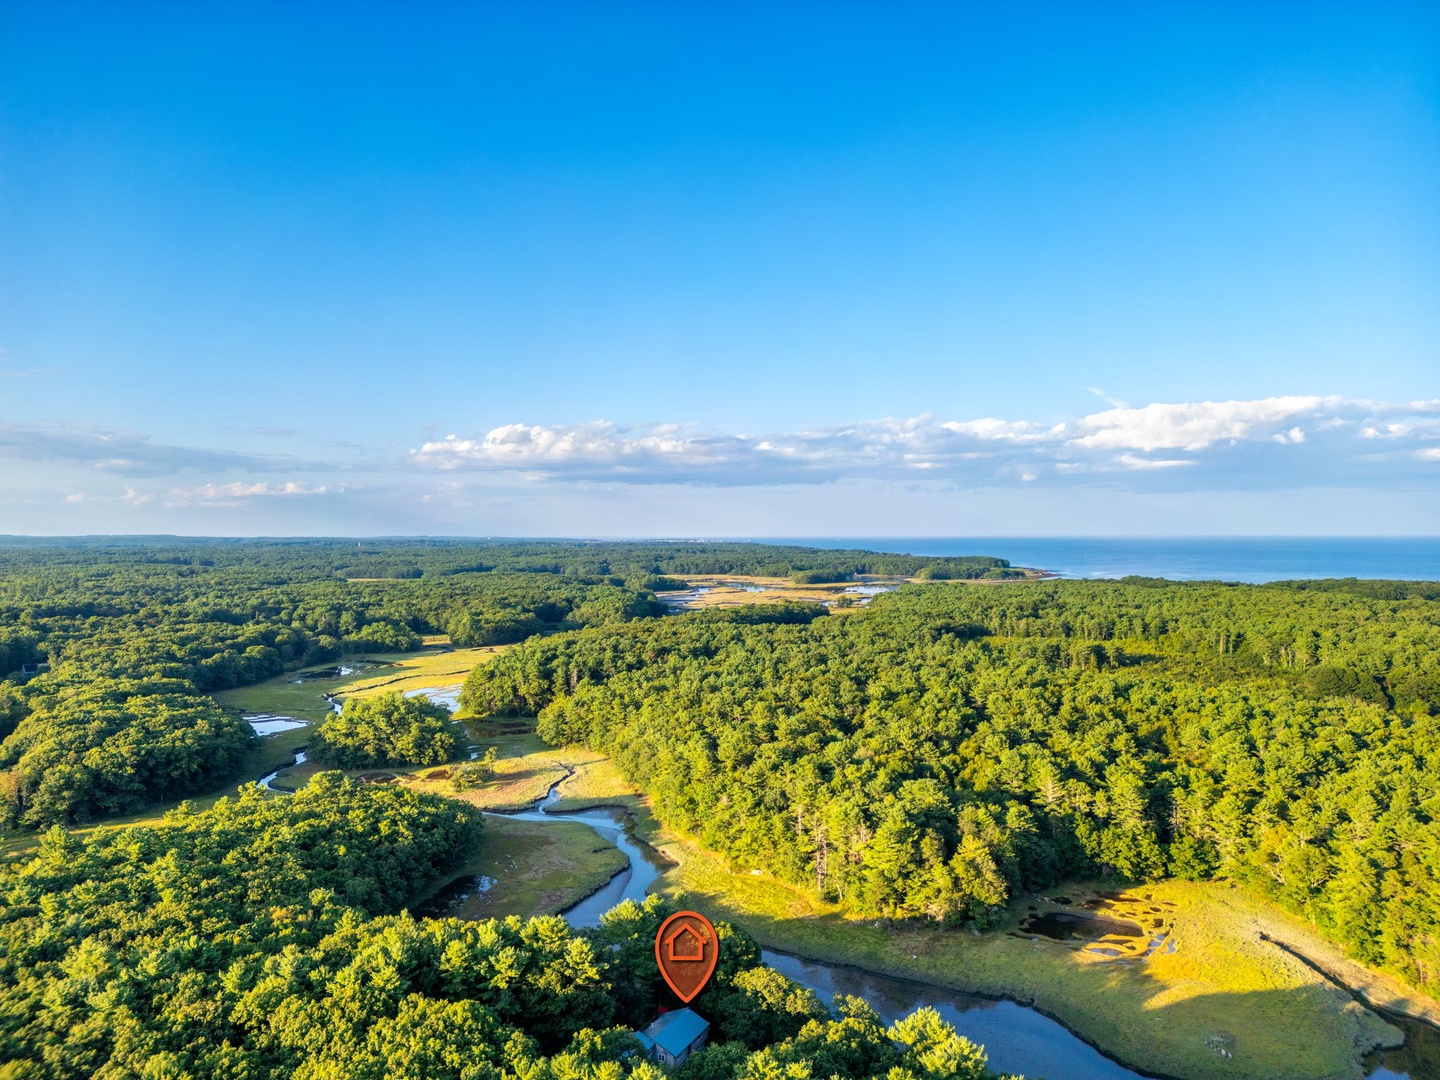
[[647, 827, 1425, 1080], [12, 642, 1434, 1080], [411, 814, 627, 921], [377, 734, 1419, 1078], [655, 572, 1047, 611], [211, 641, 505, 722]]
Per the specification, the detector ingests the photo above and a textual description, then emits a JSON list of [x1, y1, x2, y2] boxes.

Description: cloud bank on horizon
[[3, 393, 1435, 535], [406, 395, 1440, 486], [3, 7, 1435, 537]]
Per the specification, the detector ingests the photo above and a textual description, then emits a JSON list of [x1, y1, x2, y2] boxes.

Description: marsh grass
[[411, 814, 627, 921], [647, 830, 1410, 1080], [212, 642, 505, 723], [280, 731, 1426, 1080], [547, 757, 642, 812]]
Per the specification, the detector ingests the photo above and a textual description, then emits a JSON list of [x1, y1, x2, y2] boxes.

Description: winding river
[[250, 688, 1427, 1080], [436, 782, 1427, 1080], [483, 786, 1147, 1079]]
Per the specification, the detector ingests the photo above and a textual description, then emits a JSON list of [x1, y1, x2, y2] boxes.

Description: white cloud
[[1115, 454, 1196, 469], [15, 395, 1440, 531], [165, 481, 338, 505], [412, 396, 1440, 487], [57, 481, 338, 508], [939, 418, 1063, 441], [411, 415, 1048, 483], [1071, 396, 1338, 451]]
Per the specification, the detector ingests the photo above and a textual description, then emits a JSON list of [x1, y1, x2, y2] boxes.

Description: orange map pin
[[654, 910, 719, 1003]]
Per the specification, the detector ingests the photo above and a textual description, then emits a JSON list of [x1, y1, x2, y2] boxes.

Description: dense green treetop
[[0, 536, 1009, 583], [464, 578, 1440, 998], [0, 776, 1017, 1080], [0, 540, 1002, 827], [311, 692, 458, 769]]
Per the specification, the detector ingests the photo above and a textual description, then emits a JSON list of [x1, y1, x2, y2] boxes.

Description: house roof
[[640, 1008, 710, 1055]]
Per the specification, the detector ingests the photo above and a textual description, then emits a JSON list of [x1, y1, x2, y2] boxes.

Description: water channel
[[250, 684, 1431, 1080], [443, 784, 1147, 1078], [424, 781, 1431, 1080]]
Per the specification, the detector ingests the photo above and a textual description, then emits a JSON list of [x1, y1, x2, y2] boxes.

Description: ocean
[[770, 537, 1440, 584]]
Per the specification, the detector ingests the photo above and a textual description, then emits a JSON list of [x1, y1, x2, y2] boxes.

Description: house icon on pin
[[664, 924, 708, 961]]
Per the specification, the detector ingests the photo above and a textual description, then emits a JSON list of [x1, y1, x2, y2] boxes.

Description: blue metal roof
[[641, 1008, 709, 1055]]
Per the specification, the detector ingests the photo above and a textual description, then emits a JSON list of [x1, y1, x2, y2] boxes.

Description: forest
[[0, 773, 1017, 1080], [4, 539, 1437, 1077], [0, 551, 637, 826], [463, 577, 1440, 1000], [310, 692, 459, 768], [0, 539, 999, 827]]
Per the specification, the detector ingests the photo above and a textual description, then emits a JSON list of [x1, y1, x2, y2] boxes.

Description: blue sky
[[1, 2, 1436, 536]]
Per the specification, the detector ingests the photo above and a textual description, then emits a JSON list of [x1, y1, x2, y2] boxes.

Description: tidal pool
[[404, 685, 461, 712], [244, 714, 309, 736], [423, 784, 1436, 1080], [1018, 910, 1145, 942], [293, 664, 361, 681]]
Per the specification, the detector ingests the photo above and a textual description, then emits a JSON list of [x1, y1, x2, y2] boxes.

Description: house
[[635, 1008, 710, 1067]]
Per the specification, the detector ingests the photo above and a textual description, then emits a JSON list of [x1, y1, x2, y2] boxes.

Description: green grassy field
[[211, 642, 504, 722], [412, 814, 627, 921], [327, 644, 505, 707], [648, 829, 1414, 1080], [448, 738, 1437, 1079], [10, 677, 1431, 1080], [547, 756, 642, 812]]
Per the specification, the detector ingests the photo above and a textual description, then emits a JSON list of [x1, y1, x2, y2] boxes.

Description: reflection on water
[[416, 873, 495, 916], [1367, 1013, 1440, 1079], [424, 782, 666, 927], [258, 749, 307, 792], [506, 786, 665, 927], [763, 951, 1145, 1080], [404, 685, 462, 712], [659, 586, 715, 608], [1018, 911, 1144, 942], [244, 714, 309, 736], [293, 664, 361, 681]]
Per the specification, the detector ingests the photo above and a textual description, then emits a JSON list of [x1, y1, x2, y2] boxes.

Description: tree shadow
[[723, 899, 1439, 1080]]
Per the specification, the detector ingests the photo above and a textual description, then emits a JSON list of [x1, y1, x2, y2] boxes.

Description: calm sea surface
[[771, 537, 1440, 584]]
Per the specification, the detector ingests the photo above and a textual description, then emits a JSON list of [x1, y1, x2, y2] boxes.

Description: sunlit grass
[[411, 814, 627, 921], [647, 830, 1409, 1080], [547, 757, 642, 812], [211, 642, 505, 723]]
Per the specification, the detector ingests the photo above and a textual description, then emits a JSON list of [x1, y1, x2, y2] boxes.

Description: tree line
[[0, 774, 1020, 1080], [0, 536, 1009, 586], [463, 578, 1440, 999], [0, 540, 1004, 828]]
